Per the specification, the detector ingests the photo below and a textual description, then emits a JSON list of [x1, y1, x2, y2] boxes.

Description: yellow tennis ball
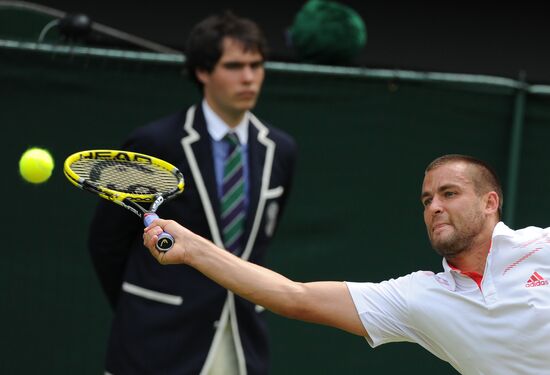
[[19, 147, 54, 184]]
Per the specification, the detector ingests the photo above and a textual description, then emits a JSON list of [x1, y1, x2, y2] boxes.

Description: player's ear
[[484, 191, 499, 215]]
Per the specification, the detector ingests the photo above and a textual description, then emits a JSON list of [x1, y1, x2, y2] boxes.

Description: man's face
[[197, 37, 265, 119], [421, 162, 487, 258]]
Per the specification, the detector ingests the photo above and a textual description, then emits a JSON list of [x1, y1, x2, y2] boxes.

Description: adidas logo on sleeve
[[525, 272, 549, 288]]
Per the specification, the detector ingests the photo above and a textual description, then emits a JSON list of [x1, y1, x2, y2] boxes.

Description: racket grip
[[143, 213, 174, 252]]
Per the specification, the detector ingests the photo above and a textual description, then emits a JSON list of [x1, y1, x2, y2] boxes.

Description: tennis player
[[143, 154, 550, 374]]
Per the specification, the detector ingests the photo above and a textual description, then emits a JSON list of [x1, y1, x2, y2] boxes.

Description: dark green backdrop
[[2, 42, 549, 374]]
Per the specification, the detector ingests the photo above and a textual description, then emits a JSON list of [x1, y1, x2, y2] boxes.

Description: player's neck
[[446, 225, 495, 275], [447, 244, 490, 275]]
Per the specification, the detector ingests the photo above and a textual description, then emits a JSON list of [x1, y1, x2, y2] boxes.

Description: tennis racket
[[64, 150, 184, 251]]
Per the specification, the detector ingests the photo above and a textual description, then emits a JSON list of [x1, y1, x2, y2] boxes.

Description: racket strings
[[70, 158, 179, 195]]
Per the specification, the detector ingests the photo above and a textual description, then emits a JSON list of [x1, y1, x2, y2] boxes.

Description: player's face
[[421, 162, 487, 258], [197, 37, 265, 122]]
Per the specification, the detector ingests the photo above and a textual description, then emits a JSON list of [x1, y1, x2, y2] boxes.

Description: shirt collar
[[442, 258, 482, 291], [202, 100, 249, 145], [491, 221, 515, 238]]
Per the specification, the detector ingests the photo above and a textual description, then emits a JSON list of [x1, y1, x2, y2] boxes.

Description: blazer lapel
[[240, 114, 276, 260], [245, 122, 265, 241], [181, 105, 224, 247]]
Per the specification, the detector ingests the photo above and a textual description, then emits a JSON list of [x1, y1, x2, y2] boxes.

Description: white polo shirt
[[346, 222, 550, 375]]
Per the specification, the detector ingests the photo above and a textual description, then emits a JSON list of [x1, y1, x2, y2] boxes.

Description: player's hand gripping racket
[[64, 150, 184, 251]]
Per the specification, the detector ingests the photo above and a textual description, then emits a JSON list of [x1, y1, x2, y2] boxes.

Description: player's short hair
[[425, 154, 504, 218], [185, 11, 267, 88]]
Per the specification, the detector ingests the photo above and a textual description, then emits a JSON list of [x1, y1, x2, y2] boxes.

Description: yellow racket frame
[[63, 149, 184, 203]]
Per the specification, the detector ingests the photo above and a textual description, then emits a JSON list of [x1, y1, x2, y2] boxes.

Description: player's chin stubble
[[430, 230, 472, 259], [429, 216, 485, 259]]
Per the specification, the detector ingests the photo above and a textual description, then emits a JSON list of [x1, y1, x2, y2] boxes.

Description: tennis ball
[[19, 147, 54, 184]]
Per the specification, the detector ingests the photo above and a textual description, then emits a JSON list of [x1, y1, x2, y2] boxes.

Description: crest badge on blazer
[[265, 201, 279, 237]]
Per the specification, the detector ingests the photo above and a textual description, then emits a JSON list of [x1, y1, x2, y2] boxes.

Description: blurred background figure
[[88, 11, 297, 375]]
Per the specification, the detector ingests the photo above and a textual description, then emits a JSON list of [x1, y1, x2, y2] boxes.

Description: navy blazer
[[88, 105, 297, 374]]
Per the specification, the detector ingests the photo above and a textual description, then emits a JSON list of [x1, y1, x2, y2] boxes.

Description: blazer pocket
[[122, 282, 183, 306]]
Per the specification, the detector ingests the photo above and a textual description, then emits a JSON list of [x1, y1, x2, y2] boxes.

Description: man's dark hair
[[185, 11, 267, 88], [426, 154, 504, 219]]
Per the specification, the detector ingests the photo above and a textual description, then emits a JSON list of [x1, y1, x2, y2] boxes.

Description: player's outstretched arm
[[143, 219, 367, 337]]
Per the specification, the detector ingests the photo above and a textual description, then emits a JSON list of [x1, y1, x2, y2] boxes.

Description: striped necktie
[[221, 133, 245, 252]]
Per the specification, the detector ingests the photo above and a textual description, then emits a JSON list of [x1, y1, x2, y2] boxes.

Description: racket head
[[63, 150, 184, 204]]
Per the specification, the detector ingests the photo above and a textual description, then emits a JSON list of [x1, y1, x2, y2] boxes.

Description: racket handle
[[143, 213, 174, 252]]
